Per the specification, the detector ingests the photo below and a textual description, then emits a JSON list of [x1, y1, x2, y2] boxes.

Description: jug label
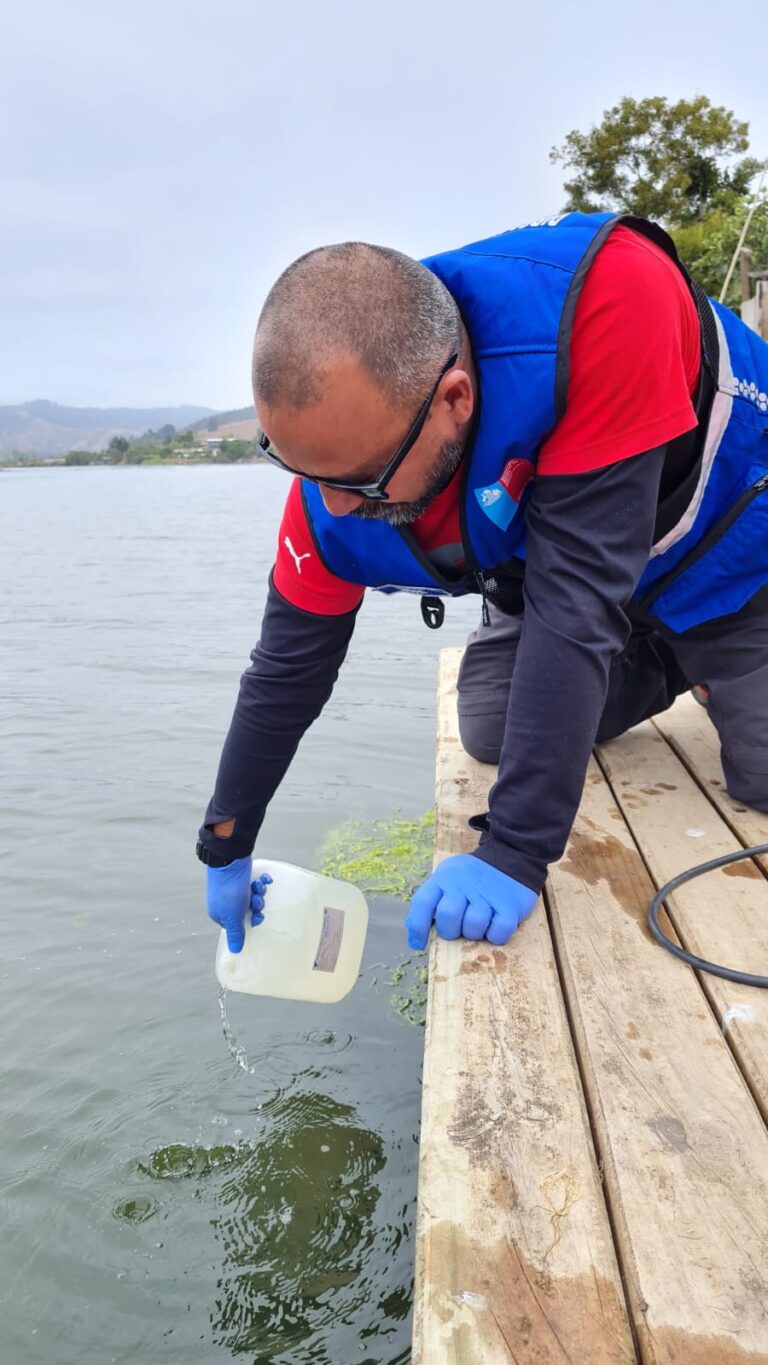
[[313, 906, 345, 973]]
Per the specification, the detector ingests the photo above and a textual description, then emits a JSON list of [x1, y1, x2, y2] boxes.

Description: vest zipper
[[640, 471, 768, 612], [457, 454, 493, 624], [475, 572, 492, 626]]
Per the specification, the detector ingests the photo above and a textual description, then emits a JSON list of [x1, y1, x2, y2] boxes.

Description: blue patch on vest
[[475, 482, 517, 530]]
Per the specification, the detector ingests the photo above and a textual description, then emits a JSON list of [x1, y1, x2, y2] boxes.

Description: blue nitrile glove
[[405, 854, 538, 950], [206, 857, 272, 953]]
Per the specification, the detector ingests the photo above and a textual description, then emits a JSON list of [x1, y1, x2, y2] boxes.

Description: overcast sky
[[3, 0, 767, 410]]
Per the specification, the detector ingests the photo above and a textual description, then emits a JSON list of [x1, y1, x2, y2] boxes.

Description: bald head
[[252, 242, 461, 413]]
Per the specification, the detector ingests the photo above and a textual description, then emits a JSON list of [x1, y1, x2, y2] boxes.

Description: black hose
[[647, 842, 768, 988]]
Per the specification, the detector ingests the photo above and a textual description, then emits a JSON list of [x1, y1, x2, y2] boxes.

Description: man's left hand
[[405, 853, 538, 950]]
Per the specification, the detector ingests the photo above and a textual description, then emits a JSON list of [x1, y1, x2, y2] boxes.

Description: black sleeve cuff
[[195, 839, 247, 868], [470, 837, 546, 896]]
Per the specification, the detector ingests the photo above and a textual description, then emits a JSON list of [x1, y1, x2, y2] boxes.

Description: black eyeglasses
[[256, 352, 459, 501]]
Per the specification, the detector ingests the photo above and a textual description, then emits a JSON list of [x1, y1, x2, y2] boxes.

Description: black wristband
[[195, 840, 238, 869]]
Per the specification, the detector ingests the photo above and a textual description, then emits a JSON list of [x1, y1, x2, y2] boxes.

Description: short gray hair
[[252, 242, 462, 411]]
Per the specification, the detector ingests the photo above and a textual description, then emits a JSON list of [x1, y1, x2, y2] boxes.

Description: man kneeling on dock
[[196, 213, 768, 953]]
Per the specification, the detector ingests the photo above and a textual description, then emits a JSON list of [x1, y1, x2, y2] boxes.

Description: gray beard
[[349, 437, 465, 526]]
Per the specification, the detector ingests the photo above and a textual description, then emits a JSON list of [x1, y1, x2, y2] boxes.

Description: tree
[[550, 96, 762, 225], [222, 439, 256, 461], [108, 435, 130, 457], [672, 202, 768, 307], [157, 424, 176, 445]]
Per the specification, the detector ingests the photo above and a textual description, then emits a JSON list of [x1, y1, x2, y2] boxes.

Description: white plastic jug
[[215, 859, 369, 1004]]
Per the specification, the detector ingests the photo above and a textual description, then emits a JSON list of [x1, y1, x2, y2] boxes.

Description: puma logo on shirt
[[284, 536, 311, 574]]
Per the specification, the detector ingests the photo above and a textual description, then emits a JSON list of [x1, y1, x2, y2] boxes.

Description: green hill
[[0, 400, 216, 459]]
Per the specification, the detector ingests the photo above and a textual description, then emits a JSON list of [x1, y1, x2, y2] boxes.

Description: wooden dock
[[413, 648, 768, 1364]]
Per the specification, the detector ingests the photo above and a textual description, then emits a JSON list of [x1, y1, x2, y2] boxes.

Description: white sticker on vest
[[313, 906, 345, 972]]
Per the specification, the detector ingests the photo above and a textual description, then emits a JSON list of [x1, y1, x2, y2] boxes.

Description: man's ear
[[442, 368, 474, 426]]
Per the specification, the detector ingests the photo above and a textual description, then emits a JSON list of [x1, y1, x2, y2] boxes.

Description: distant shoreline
[[0, 457, 269, 471]]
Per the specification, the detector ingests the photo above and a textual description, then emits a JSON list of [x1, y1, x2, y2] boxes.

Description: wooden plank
[[548, 752, 768, 1363], [597, 719, 768, 1121], [653, 693, 768, 873], [413, 648, 636, 1364]]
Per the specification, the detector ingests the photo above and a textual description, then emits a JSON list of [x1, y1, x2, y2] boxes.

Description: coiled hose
[[647, 843, 768, 988]]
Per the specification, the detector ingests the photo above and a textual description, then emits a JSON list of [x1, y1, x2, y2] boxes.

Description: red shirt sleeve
[[272, 478, 365, 615], [537, 226, 701, 477]]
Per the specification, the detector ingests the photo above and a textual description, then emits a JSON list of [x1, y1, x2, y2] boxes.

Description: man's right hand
[[206, 858, 272, 953]]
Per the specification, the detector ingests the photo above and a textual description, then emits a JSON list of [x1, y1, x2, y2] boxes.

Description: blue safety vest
[[302, 212, 768, 634]]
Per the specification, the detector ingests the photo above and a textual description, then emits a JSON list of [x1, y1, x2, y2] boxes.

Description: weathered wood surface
[[413, 650, 636, 1364], [653, 693, 768, 871], [415, 650, 768, 1364], [548, 756, 768, 1362], [597, 716, 768, 1121]]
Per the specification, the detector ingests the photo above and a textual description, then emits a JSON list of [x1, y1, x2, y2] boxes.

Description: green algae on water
[[135, 1094, 390, 1361], [112, 1194, 159, 1223], [138, 1141, 249, 1181], [387, 957, 429, 1028], [318, 810, 435, 900], [319, 809, 434, 1024]]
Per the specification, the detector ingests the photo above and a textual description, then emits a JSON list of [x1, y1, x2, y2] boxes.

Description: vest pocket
[[649, 470, 768, 632]]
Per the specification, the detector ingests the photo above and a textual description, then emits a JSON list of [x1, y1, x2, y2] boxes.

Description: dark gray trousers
[[456, 603, 768, 812]]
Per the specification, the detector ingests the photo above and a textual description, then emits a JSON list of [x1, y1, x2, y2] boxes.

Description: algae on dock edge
[[317, 810, 435, 901]]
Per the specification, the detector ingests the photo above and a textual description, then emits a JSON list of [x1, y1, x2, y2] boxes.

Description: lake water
[[0, 466, 478, 1365]]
